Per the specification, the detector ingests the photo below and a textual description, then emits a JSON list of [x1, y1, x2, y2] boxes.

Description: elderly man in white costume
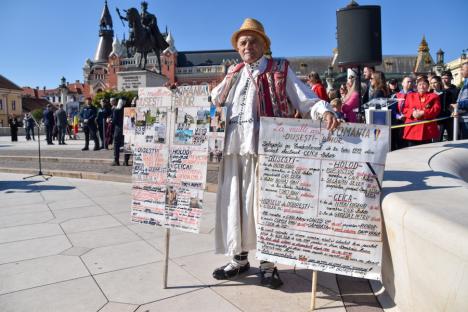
[[211, 18, 339, 288]]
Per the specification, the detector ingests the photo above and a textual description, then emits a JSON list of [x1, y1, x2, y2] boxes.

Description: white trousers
[[215, 154, 258, 256]]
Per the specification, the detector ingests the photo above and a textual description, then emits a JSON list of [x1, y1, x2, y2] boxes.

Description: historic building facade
[[0, 74, 23, 127], [84, 2, 443, 97]]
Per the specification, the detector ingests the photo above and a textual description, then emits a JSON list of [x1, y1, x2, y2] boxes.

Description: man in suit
[[43, 104, 55, 145]]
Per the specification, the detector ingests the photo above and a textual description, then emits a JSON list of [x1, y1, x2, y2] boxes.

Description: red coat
[[402, 92, 441, 141], [312, 83, 330, 102]]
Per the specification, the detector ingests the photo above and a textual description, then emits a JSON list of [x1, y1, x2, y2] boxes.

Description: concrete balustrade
[[378, 141, 468, 312]]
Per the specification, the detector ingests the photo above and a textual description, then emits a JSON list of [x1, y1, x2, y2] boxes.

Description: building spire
[[94, 0, 114, 62], [418, 35, 429, 53], [100, 0, 113, 30]]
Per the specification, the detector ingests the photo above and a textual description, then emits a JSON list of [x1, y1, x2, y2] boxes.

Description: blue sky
[[1, 0, 466, 89]]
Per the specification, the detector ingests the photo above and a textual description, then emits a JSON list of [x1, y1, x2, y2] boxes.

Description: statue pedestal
[[117, 70, 168, 91]]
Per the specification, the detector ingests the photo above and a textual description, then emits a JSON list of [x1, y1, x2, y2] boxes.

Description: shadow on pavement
[[383, 170, 459, 194], [167, 268, 340, 296], [0, 180, 75, 193]]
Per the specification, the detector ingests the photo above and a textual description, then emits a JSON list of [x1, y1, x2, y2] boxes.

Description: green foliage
[[93, 90, 137, 106], [31, 108, 43, 122]]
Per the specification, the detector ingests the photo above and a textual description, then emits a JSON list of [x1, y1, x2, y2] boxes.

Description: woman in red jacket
[[402, 76, 441, 146], [307, 71, 330, 102]]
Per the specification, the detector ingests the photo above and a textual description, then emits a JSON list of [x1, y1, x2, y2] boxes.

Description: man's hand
[[164, 82, 178, 90], [451, 103, 460, 117], [323, 111, 340, 131]]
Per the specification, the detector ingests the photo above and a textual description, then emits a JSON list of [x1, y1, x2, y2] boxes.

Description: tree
[[31, 108, 43, 123], [93, 90, 137, 107]]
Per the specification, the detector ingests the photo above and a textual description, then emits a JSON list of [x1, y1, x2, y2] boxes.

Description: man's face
[[237, 32, 265, 64], [462, 64, 468, 78], [363, 67, 373, 80], [441, 75, 452, 86], [402, 77, 413, 91]]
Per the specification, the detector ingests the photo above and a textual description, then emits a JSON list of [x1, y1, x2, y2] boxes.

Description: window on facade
[[12, 100, 16, 110], [0, 99, 3, 110]]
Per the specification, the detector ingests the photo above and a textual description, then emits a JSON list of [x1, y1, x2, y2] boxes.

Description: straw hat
[[231, 18, 271, 51]]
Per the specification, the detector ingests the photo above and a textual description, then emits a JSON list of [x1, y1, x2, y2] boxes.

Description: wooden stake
[[163, 228, 170, 289], [310, 270, 318, 311]]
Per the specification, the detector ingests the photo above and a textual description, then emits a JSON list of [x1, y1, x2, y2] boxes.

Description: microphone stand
[[23, 116, 52, 181]]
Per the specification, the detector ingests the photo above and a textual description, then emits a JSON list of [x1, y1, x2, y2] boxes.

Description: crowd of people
[[6, 97, 131, 167], [79, 96, 129, 166], [307, 62, 468, 150]]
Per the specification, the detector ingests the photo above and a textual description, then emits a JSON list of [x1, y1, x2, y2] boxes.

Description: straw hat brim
[[231, 29, 271, 51]]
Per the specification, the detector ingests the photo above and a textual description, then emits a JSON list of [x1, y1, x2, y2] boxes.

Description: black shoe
[[93, 147, 100, 151], [111, 161, 120, 166], [82, 147, 89, 151], [62, 142, 66, 145], [213, 262, 250, 280], [260, 267, 283, 289]]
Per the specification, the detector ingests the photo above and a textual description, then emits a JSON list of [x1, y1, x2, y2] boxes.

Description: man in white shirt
[[211, 18, 339, 288]]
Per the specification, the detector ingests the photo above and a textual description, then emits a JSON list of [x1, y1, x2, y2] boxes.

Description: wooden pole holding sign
[[310, 270, 318, 311], [163, 228, 170, 289]]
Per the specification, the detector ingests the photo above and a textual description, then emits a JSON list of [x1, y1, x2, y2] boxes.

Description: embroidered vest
[[214, 58, 294, 118]]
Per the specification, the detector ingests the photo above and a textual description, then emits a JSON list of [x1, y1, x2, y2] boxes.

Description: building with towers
[[83, 1, 442, 97]]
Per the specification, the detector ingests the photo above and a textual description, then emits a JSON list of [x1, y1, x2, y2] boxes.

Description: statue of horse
[[124, 7, 167, 72]]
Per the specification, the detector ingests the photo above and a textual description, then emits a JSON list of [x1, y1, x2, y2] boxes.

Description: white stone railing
[[176, 65, 225, 76], [375, 140, 468, 312]]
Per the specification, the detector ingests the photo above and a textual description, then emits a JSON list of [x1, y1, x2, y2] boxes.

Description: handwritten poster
[[131, 88, 172, 228], [131, 85, 218, 233], [256, 117, 389, 280], [165, 86, 210, 232]]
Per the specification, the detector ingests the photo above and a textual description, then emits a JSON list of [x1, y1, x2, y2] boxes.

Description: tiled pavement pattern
[[0, 136, 385, 312]]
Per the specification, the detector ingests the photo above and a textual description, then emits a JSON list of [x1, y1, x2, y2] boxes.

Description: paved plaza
[[0, 136, 387, 312]]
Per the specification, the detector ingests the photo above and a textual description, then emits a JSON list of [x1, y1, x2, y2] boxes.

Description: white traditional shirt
[[211, 56, 332, 155]]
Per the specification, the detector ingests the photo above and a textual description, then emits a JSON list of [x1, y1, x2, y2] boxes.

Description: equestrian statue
[[116, 1, 169, 72]]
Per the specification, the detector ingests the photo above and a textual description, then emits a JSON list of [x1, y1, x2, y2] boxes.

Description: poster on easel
[[130, 85, 222, 233], [256, 117, 389, 281]]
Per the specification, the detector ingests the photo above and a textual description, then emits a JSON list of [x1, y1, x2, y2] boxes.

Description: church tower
[[414, 35, 435, 75], [94, 0, 114, 62]]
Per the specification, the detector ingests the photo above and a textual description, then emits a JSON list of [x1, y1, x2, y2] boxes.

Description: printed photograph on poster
[[135, 107, 167, 144], [166, 186, 178, 207], [123, 107, 137, 134], [165, 186, 204, 233], [208, 133, 224, 163], [210, 104, 226, 133], [123, 107, 137, 153], [174, 107, 210, 146]]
